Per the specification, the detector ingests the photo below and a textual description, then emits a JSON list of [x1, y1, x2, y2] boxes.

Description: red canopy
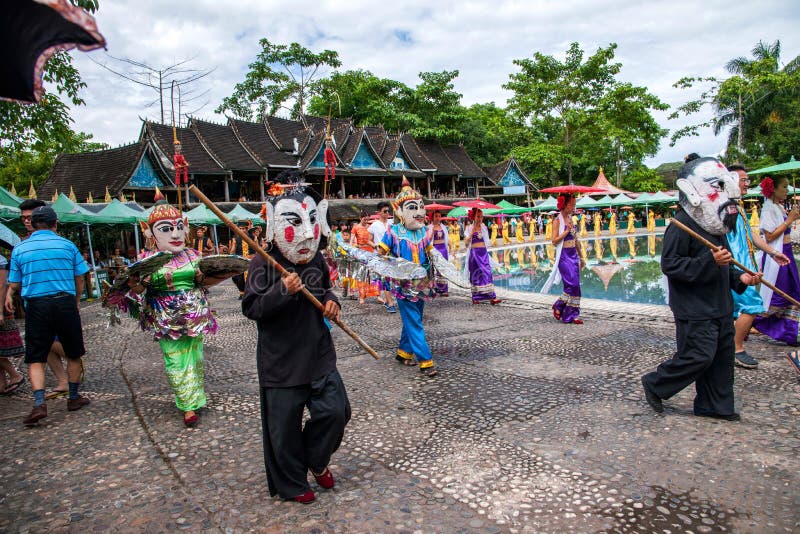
[[452, 199, 501, 210], [589, 168, 630, 194], [424, 203, 453, 211]]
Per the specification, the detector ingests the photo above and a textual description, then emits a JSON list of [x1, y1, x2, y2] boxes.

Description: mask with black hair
[[675, 157, 741, 235], [262, 170, 331, 264]]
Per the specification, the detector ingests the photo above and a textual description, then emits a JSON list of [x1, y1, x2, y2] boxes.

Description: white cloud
[[68, 0, 800, 166]]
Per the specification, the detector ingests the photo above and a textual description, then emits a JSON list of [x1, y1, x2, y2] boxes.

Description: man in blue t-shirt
[[8, 206, 91, 426]]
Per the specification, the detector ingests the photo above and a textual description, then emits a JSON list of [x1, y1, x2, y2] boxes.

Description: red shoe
[[472, 300, 480, 305], [571, 319, 584, 325], [290, 490, 316, 504], [490, 298, 502, 305], [183, 412, 198, 427], [553, 309, 562, 320], [313, 467, 335, 489]]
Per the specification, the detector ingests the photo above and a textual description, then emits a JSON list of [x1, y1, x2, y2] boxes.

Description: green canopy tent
[[532, 196, 557, 211], [0, 185, 23, 208], [591, 195, 616, 208], [484, 199, 532, 216], [97, 199, 145, 252], [749, 155, 800, 175], [51, 194, 102, 297], [576, 195, 599, 209], [226, 204, 262, 225], [647, 191, 678, 203], [446, 206, 469, 218]]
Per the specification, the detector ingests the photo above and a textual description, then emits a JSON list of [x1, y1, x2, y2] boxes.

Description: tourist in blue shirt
[[8, 206, 91, 426]]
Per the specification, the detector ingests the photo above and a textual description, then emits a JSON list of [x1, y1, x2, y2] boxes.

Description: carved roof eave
[[187, 119, 226, 169], [399, 136, 436, 172], [356, 130, 389, 170], [228, 118, 266, 167]]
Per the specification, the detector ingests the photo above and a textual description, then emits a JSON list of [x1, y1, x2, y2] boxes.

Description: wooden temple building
[[39, 115, 538, 217]]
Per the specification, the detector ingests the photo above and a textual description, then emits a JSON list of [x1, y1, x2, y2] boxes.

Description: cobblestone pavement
[[1, 283, 798, 533]]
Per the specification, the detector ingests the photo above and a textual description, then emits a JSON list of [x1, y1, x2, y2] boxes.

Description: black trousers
[[259, 369, 351, 498], [644, 317, 736, 416], [232, 273, 246, 292]]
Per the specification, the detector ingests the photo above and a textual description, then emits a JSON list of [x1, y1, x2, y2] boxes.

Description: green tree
[[307, 69, 410, 130], [620, 165, 666, 193], [505, 42, 622, 182], [402, 70, 467, 143], [216, 39, 341, 121], [669, 40, 800, 165], [459, 102, 532, 166]]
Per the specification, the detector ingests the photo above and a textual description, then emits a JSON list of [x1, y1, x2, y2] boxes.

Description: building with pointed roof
[[40, 114, 493, 206]]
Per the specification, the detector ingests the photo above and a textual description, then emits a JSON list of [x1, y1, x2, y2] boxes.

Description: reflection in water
[[454, 234, 668, 305]]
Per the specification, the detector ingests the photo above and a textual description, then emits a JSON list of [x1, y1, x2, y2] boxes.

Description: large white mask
[[149, 217, 188, 253], [396, 198, 426, 230], [676, 157, 741, 236], [263, 193, 330, 264]]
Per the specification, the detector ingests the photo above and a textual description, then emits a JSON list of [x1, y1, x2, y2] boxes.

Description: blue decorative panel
[[309, 144, 326, 168], [503, 185, 526, 195], [351, 142, 381, 169], [128, 155, 166, 188], [498, 166, 526, 187], [390, 151, 409, 170]]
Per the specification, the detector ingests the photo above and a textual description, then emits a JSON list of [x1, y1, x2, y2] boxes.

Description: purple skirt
[[433, 241, 449, 294], [553, 247, 581, 323], [468, 246, 496, 301], [752, 242, 800, 345]]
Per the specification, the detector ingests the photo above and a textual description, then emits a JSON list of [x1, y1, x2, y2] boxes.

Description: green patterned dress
[[139, 250, 216, 412]]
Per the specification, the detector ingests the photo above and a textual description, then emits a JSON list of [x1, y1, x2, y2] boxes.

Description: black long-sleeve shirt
[[661, 209, 746, 320], [242, 249, 339, 387]]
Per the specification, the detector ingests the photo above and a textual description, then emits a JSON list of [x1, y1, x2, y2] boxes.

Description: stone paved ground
[[1, 283, 798, 533]]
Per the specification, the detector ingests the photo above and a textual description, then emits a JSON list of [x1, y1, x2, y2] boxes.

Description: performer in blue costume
[[379, 177, 438, 377]]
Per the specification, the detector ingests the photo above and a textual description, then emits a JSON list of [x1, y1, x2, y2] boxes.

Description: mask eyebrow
[[280, 211, 301, 218]]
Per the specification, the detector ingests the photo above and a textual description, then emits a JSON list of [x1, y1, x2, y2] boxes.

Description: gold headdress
[[391, 175, 422, 212], [147, 187, 183, 226]]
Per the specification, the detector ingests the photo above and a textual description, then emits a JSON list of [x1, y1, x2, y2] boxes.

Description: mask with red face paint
[[676, 157, 741, 235], [263, 194, 330, 264]]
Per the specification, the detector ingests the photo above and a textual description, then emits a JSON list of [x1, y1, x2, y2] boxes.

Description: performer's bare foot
[[183, 410, 198, 427]]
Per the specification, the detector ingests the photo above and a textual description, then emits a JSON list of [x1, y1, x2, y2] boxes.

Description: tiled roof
[[144, 121, 223, 173], [441, 144, 486, 178], [39, 141, 167, 201], [264, 116, 303, 151], [190, 118, 262, 171], [228, 118, 297, 167], [379, 134, 401, 167], [339, 127, 365, 164], [413, 138, 461, 175], [398, 134, 436, 171], [483, 158, 534, 187], [364, 126, 388, 156], [299, 134, 325, 169]]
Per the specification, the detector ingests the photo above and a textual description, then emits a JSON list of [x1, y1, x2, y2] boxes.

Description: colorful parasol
[[424, 203, 453, 211], [452, 199, 501, 210]]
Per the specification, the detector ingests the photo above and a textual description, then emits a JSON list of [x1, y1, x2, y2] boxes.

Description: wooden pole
[[669, 217, 800, 307], [189, 185, 380, 359]]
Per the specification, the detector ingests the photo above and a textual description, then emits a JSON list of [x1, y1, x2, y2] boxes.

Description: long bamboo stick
[[189, 185, 380, 359], [669, 217, 800, 307]]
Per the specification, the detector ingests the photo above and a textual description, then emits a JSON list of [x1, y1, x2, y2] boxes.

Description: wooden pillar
[[259, 172, 266, 202], [340, 175, 346, 198], [451, 175, 456, 197], [475, 177, 480, 199], [381, 177, 386, 198], [224, 174, 231, 202], [427, 175, 432, 198]]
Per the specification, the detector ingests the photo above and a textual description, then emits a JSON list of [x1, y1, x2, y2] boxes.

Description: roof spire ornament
[[68, 185, 77, 202], [119, 192, 127, 202], [28, 180, 36, 199], [52, 189, 58, 202], [9, 183, 17, 196], [87, 192, 94, 203], [104, 186, 112, 202]]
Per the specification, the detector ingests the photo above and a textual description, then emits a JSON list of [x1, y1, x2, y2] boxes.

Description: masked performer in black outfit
[[242, 172, 350, 504], [641, 157, 762, 421]]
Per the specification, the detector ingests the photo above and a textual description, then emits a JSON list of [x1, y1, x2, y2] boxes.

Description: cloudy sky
[[68, 0, 799, 167]]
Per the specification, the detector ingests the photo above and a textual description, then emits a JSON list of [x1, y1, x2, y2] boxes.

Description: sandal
[[1, 376, 24, 395], [45, 388, 69, 400], [419, 366, 438, 377], [570, 318, 584, 325], [184, 411, 198, 427], [553, 308, 562, 321], [395, 354, 417, 366]]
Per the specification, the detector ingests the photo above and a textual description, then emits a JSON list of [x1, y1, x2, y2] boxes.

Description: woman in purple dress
[[427, 210, 450, 296], [464, 208, 501, 305], [542, 194, 585, 324], [752, 175, 800, 346]]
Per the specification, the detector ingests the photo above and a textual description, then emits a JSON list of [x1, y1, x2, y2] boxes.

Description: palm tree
[[713, 40, 799, 157]]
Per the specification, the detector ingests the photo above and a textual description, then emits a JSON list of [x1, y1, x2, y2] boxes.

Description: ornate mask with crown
[[141, 187, 188, 253], [393, 176, 426, 230], [261, 171, 331, 264]]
